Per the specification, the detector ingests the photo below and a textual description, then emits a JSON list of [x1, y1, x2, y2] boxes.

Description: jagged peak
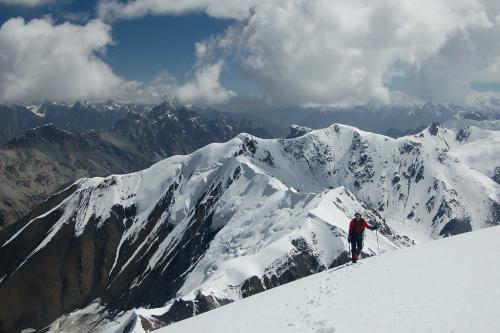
[[408, 122, 446, 139]]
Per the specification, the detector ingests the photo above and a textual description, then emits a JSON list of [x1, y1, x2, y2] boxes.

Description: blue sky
[[0, 1, 234, 84], [1, 0, 500, 105], [104, 15, 231, 82]]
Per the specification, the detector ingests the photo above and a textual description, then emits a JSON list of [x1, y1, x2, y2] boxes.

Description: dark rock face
[[328, 251, 351, 268], [240, 237, 325, 298], [426, 196, 436, 213], [487, 200, 500, 226], [347, 133, 374, 189], [455, 127, 471, 142], [415, 165, 425, 183], [0, 198, 126, 332], [105, 182, 226, 311], [428, 122, 440, 136], [432, 199, 453, 224], [0, 167, 230, 331], [493, 166, 500, 185], [150, 292, 232, 327], [399, 142, 422, 155], [439, 217, 472, 237]]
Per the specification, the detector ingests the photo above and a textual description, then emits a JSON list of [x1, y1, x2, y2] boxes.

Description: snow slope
[[163, 226, 500, 333]]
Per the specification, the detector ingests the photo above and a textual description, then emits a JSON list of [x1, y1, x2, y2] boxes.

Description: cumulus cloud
[[174, 62, 235, 104], [98, 0, 500, 106], [120, 62, 235, 105], [0, 17, 123, 103], [0, 16, 233, 104], [0, 0, 52, 6], [3, 0, 500, 105], [220, 0, 499, 105]]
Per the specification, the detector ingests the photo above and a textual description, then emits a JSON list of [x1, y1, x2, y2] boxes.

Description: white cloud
[[97, 0, 263, 21], [174, 61, 235, 105], [0, 17, 123, 103], [98, 0, 500, 106], [0, 0, 51, 6], [0, 16, 233, 105], [3, 0, 500, 105], [221, 0, 498, 105], [120, 62, 235, 105], [465, 90, 500, 106]]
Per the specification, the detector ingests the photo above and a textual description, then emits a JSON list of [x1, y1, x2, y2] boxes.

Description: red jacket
[[348, 218, 372, 236]]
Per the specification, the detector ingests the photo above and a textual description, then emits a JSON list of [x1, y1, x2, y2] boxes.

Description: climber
[[348, 212, 378, 263]]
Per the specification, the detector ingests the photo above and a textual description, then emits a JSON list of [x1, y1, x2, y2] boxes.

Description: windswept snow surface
[[163, 226, 500, 333]]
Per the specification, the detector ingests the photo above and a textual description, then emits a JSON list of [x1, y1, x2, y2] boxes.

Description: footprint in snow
[[315, 325, 336, 333]]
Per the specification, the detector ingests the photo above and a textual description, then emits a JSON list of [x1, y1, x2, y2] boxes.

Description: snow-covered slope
[[0, 124, 498, 332], [163, 225, 500, 333]]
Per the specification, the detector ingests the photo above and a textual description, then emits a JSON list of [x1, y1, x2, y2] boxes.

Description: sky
[[1, 0, 500, 106]]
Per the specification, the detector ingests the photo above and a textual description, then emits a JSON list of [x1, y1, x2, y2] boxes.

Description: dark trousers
[[350, 238, 363, 262]]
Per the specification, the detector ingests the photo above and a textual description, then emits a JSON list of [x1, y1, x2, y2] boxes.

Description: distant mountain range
[[0, 123, 497, 332], [0, 101, 147, 145], [0, 102, 271, 228], [0, 100, 278, 146], [2, 101, 500, 147], [240, 102, 500, 137]]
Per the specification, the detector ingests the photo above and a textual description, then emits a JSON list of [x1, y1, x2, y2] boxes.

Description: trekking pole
[[376, 229, 380, 255]]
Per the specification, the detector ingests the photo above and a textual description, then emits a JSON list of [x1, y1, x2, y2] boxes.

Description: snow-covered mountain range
[[295, 102, 500, 138], [0, 123, 498, 332]]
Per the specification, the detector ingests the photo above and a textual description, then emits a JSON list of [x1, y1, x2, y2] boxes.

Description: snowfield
[[162, 226, 500, 333]]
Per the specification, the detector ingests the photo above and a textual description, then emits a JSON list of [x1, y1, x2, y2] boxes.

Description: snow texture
[[163, 225, 500, 333]]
